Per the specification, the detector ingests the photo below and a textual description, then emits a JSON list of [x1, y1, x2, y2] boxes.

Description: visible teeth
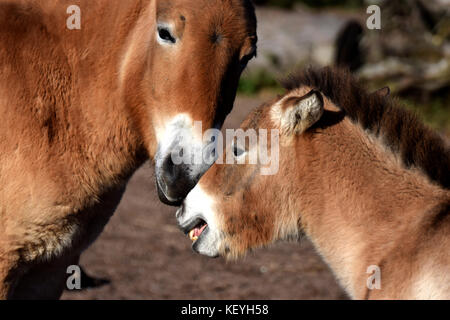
[[189, 229, 198, 242]]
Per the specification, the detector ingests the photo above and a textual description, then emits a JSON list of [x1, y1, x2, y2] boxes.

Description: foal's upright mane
[[282, 67, 450, 189]]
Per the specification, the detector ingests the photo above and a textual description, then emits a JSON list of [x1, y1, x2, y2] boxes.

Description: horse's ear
[[276, 90, 324, 135], [372, 86, 390, 98]]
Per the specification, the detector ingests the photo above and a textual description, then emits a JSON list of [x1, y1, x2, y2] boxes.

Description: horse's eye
[[239, 48, 256, 70], [157, 27, 176, 44]]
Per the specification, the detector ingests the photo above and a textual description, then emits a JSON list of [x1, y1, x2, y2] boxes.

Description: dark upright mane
[[282, 67, 450, 189]]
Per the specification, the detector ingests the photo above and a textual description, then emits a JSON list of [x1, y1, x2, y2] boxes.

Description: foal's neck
[[296, 116, 447, 298]]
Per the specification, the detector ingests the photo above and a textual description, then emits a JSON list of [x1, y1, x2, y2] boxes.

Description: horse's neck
[[1, 1, 150, 204], [61, 1, 151, 185], [296, 117, 447, 298]]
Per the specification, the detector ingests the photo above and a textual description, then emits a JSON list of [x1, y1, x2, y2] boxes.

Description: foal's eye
[[233, 145, 245, 157], [157, 27, 176, 44]]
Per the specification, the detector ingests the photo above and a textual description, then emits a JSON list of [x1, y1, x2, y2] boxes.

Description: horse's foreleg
[[9, 254, 80, 300], [0, 251, 21, 299]]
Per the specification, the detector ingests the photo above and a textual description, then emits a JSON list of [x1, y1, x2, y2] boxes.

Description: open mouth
[[181, 217, 208, 243], [188, 220, 208, 242]]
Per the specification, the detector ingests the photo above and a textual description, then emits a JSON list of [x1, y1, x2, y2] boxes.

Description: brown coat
[[0, 0, 256, 299], [178, 67, 450, 299]]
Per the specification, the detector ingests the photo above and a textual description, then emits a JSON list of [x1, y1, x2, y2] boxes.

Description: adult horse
[[177, 67, 450, 299], [0, 0, 256, 299]]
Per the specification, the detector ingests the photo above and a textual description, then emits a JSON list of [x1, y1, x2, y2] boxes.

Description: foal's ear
[[276, 90, 324, 135]]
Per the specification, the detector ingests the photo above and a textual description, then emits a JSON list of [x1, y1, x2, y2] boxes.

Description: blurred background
[[63, 0, 450, 300]]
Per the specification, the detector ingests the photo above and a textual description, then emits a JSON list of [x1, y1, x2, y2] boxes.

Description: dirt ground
[[62, 96, 347, 300]]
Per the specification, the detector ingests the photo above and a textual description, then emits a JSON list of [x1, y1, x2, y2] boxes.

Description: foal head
[[176, 84, 326, 257], [176, 67, 450, 259], [124, 0, 257, 205]]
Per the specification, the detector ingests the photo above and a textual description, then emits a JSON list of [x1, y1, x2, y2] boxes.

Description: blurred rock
[[358, 0, 450, 101], [247, 6, 360, 75], [248, 3, 450, 104]]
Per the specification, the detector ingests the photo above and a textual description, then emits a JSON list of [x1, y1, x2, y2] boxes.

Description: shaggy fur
[[0, 0, 256, 299], [282, 67, 450, 189]]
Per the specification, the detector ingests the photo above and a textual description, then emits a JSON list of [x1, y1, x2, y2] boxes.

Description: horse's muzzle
[[156, 156, 197, 206]]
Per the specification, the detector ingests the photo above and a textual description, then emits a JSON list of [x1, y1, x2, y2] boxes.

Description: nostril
[[159, 155, 196, 203], [162, 155, 178, 183]]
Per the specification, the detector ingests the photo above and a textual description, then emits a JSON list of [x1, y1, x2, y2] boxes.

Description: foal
[[177, 68, 450, 299]]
